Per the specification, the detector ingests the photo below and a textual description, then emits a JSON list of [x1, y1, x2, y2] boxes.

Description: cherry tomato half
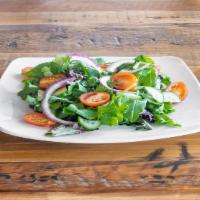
[[21, 66, 33, 78], [39, 74, 66, 89], [99, 64, 109, 69], [80, 92, 110, 107], [23, 112, 56, 127], [111, 72, 138, 91], [168, 82, 188, 101]]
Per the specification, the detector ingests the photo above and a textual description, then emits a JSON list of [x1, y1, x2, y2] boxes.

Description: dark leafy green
[[136, 66, 157, 87], [98, 93, 146, 126], [154, 113, 180, 127]]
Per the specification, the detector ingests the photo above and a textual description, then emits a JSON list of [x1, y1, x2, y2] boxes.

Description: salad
[[18, 55, 188, 137]]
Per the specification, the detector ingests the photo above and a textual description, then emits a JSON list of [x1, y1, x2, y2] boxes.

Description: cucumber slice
[[145, 87, 163, 103], [37, 90, 44, 101], [78, 117, 101, 131], [123, 92, 141, 100], [163, 92, 180, 103]]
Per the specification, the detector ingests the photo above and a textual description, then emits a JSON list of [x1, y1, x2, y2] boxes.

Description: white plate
[[0, 56, 200, 143]]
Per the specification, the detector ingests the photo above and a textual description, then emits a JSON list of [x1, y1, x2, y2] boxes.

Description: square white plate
[[0, 56, 200, 143]]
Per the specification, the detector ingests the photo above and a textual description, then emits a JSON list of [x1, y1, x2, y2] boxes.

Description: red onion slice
[[100, 76, 123, 92], [121, 63, 150, 73], [42, 77, 77, 126], [106, 59, 156, 74], [71, 55, 101, 72], [106, 59, 133, 73]]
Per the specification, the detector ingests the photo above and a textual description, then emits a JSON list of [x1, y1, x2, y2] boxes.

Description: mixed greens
[[18, 55, 188, 136]]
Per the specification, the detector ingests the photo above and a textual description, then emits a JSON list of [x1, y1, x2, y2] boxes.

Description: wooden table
[[0, 0, 200, 199]]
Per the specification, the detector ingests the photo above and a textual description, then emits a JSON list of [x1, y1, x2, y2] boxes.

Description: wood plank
[[0, 11, 200, 25], [0, 133, 199, 161], [0, 24, 199, 67], [0, 0, 199, 12], [0, 143, 199, 192], [2, 192, 200, 200]]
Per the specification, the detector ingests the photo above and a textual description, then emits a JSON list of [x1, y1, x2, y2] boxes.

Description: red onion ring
[[69, 55, 101, 72], [42, 77, 77, 126], [106, 59, 133, 73], [106, 59, 157, 74]]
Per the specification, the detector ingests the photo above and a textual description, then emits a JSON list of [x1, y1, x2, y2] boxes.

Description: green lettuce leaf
[[18, 79, 39, 100], [67, 104, 97, 120], [98, 94, 146, 126], [154, 113, 180, 127], [134, 55, 154, 64], [23, 61, 69, 79], [136, 66, 157, 87]]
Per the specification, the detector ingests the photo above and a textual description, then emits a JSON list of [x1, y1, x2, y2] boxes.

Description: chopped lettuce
[[98, 93, 146, 126], [136, 66, 157, 87], [154, 113, 180, 127]]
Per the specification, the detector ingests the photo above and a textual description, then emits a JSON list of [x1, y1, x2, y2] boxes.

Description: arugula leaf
[[146, 101, 175, 115], [123, 99, 147, 124], [52, 102, 97, 120], [135, 118, 152, 130], [117, 62, 135, 72], [98, 94, 146, 125], [23, 62, 67, 80], [41, 66, 53, 76], [163, 102, 175, 114], [22, 62, 50, 79], [87, 76, 99, 87], [154, 113, 180, 127], [134, 55, 154, 64], [18, 79, 39, 100], [53, 55, 71, 73], [54, 55, 71, 66], [67, 81, 87, 98], [67, 104, 97, 120], [49, 96, 73, 104], [159, 74, 172, 90], [136, 66, 157, 87], [25, 95, 37, 106], [98, 102, 124, 126], [18, 79, 43, 112], [116, 55, 154, 72], [69, 60, 100, 79]]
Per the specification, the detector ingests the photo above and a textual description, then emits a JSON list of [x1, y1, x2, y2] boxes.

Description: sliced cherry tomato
[[99, 64, 108, 69], [21, 66, 33, 78], [111, 72, 138, 91], [23, 112, 56, 127], [168, 82, 188, 101], [39, 74, 66, 89], [80, 92, 110, 107]]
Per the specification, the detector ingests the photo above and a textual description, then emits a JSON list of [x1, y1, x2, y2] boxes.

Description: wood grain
[[2, 192, 200, 200], [0, 0, 200, 198], [0, 143, 198, 192], [0, 0, 199, 12]]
